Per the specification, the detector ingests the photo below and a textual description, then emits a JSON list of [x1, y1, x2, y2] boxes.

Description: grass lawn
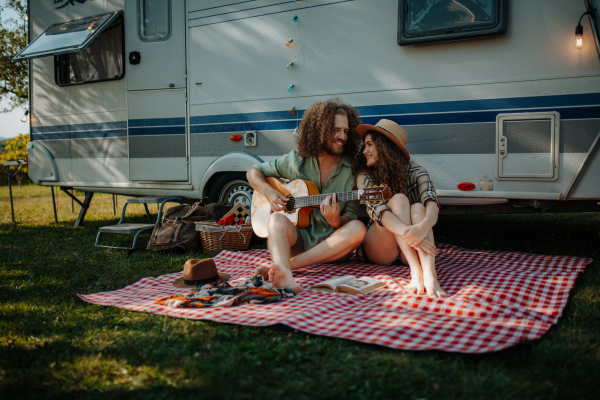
[[1, 183, 599, 399]]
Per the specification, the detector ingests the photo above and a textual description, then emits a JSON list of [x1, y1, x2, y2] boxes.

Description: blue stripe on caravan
[[28, 93, 600, 139], [32, 121, 127, 134], [360, 106, 600, 126], [128, 118, 186, 127], [33, 129, 127, 140], [355, 93, 600, 117], [190, 111, 298, 125], [189, 105, 599, 134], [190, 120, 298, 134], [188, 93, 600, 130], [33, 132, 70, 140], [128, 126, 185, 136], [72, 129, 128, 139]]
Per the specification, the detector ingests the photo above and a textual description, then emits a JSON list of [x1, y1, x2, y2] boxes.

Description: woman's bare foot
[[268, 263, 302, 293], [255, 265, 271, 280], [423, 273, 447, 298], [405, 274, 425, 295]]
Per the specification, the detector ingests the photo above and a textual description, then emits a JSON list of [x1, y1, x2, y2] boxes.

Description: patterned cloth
[[406, 161, 439, 207], [78, 247, 591, 354], [156, 275, 295, 308]]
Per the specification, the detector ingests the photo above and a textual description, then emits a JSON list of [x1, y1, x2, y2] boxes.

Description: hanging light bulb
[[285, 38, 294, 47], [574, 23, 585, 49], [20, 110, 29, 123], [573, 3, 596, 50], [287, 84, 295, 92], [293, 15, 299, 22], [286, 61, 295, 70]]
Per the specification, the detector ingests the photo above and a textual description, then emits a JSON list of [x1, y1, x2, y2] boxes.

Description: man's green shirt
[[252, 150, 359, 250]]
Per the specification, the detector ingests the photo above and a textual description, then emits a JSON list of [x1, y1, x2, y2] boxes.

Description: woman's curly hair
[[296, 99, 361, 161], [352, 131, 409, 195]]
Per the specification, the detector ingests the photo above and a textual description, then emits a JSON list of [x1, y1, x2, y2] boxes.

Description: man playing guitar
[[247, 99, 367, 293]]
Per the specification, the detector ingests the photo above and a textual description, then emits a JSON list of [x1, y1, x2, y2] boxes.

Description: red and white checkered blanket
[[78, 244, 591, 353]]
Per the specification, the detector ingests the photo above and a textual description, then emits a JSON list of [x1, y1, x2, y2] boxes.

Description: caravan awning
[[13, 10, 122, 61]]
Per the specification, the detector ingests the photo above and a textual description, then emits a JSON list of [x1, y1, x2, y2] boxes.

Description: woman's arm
[[401, 200, 439, 249]]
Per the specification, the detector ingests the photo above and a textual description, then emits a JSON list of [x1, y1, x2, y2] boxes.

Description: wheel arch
[[27, 142, 59, 185], [200, 151, 263, 199]]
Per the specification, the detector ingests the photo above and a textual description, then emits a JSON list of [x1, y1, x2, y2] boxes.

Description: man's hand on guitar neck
[[321, 193, 343, 229]]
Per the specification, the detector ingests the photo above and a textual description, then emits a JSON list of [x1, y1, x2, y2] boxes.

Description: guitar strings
[[285, 188, 385, 210], [292, 191, 360, 208]]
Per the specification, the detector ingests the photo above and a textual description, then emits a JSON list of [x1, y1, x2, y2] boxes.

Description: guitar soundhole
[[286, 197, 295, 212]]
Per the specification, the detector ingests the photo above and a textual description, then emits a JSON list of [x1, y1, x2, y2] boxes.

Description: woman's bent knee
[[388, 193, 410, 214]]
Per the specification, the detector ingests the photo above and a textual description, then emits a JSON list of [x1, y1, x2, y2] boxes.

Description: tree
[[0, 134, 29, 186], [0, 0, 28, 112]]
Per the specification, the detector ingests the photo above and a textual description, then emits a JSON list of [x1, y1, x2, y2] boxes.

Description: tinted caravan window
[[55, 15, 124, 86], [398, 0, 507, 46], [138, 0, 172, 42]]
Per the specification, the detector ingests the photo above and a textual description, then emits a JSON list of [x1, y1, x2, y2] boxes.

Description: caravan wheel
[[207, 173, 254, 211]]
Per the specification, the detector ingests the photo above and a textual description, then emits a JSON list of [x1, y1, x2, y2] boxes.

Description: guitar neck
[[290, 191, 361, 209]]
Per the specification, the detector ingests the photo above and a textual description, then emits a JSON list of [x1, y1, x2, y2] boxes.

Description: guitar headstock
[[358, 186, 392, 203]]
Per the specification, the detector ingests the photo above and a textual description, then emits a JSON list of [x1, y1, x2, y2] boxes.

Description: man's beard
[[323, 137, 344, 156]]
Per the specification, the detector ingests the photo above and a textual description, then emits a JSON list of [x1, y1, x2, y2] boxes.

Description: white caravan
[[15, 0, 600, 222]]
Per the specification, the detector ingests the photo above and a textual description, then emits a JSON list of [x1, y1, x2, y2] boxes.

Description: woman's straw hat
[[172, 258, 230, 288], [356, 119, 410, 160]]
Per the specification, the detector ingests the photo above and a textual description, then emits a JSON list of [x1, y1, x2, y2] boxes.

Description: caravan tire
[[207, 173, 254, 211]]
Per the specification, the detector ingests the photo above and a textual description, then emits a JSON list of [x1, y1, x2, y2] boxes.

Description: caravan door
[[125, 0, 188, 181]]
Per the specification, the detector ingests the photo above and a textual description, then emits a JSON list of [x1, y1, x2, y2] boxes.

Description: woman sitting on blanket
[[352, 119, 447, 298]]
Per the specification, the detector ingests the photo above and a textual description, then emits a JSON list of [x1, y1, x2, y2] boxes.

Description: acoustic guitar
[[250, 177, 392, 238]]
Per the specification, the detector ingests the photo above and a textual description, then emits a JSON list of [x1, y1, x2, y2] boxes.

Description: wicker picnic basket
[[195, 222, 253, 254]]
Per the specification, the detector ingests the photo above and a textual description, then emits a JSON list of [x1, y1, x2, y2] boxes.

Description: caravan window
[[138, 0, 171, 42], [54, 15, 124, 86], [398, 0, 508, 46]]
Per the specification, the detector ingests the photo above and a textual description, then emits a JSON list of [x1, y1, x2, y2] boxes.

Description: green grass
[[1, 184, 599, 400]]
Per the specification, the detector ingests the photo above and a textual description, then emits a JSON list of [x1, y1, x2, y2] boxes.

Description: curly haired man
[[247, 99, 367, 293]]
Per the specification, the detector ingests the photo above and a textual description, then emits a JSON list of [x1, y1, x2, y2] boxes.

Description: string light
[[574, 22, 586, 49], [573, 2, 596, 50]]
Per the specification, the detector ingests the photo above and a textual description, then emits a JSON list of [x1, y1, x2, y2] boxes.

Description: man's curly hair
[[296, 99, 361, 161], [352, 131, 409, 196]]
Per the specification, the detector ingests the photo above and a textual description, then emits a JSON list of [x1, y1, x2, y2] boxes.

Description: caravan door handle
[[129, 51, 141, 65]]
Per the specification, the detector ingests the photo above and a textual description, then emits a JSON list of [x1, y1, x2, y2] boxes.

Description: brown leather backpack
[[146, 202, 212, 253]]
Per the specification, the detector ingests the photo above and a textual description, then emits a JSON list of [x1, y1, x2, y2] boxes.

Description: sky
[[1, 0, 29, 140]]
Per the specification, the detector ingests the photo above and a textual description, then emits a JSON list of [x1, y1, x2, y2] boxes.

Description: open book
[[310, 276, 385, 295]]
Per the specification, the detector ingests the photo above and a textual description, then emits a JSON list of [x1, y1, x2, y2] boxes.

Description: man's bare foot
[[268, 263, 302, 293], [423, 273, 448, 298], [405, 274, 425, 295], [255, 265, 271, 280]]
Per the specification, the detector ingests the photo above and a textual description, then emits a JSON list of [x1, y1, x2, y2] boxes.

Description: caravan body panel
[[26, 0, 600, 211]]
